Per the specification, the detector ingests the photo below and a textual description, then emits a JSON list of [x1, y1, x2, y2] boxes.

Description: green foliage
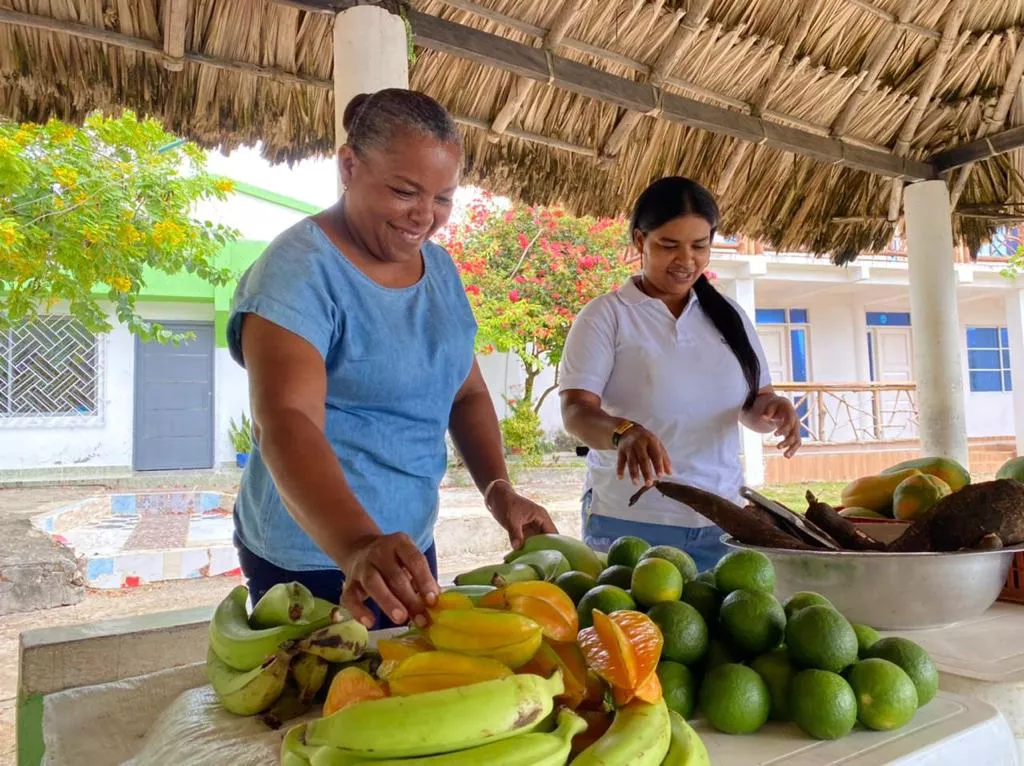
[[228, 412, 254, 454], [439, 196, 632, 432], [500, 398, 543, 464], [0, 112, 238, 341]]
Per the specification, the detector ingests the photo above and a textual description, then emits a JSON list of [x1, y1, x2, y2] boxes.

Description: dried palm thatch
[[2, 0, 1024, 262]]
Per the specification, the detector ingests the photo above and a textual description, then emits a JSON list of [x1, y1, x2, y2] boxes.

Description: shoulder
[[576, 291, 621, 324], [242, 219, 338, 285]]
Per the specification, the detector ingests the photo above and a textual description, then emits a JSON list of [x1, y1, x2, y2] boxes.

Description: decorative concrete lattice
[[0, 316, 98, 417]]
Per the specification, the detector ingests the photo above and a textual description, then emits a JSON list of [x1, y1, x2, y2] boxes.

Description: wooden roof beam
[[161, 0, 189, 71], [597, 0, 713, 164], [407, 10, 936, 181], [932, 124, 1024, 173], [488, 0, 583, 141], [842, 0, 940, 41], [717, 0, 824, 194], [949, 33, 1024, 208], [886, 0, 968, 223], [831, 0, 920, 138]]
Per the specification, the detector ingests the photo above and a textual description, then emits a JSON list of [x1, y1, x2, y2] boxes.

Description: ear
[[632, 229, 645, 254], [338, 145, 357, 187]]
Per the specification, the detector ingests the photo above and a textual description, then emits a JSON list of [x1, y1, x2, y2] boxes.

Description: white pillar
[[726, 277, 766, 486], [333, 5, 410, 191], [1005, 289, 1024, 456], [904, 180, 969, 466]]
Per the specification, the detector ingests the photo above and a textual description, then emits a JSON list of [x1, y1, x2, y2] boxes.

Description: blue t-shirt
[[227, 219, 477, 571]]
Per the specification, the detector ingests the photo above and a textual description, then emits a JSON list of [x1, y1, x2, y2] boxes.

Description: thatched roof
[[3, 0, 1024, 262]]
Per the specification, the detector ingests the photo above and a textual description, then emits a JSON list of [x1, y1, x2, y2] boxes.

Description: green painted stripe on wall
[[225, 180, 322, 215], [215, 310, 231, 349], [17, 694, 44, 766]]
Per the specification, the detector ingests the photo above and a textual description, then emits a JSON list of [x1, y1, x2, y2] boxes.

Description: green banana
[[662, 710, 711, 766], [306, 670, 564, 758], [261, 683, 312, 730], [442, 584, 497, 605], [281, 723, 319, 766], [454, 562, 540, 587], [293, 652, 331, 703], [500, 550, 570, 582], [505, 533, 603, 578], [209, 586, 340, 671], [307, 708, 585, 765], [570, 699, 671, 766], [250, 581, 316, 628], [294, 619, 369, 664], [206, 643, 295, 716]]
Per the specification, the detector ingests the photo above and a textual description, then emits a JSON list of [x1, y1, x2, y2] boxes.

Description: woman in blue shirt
[[228, 89, 556, 630]]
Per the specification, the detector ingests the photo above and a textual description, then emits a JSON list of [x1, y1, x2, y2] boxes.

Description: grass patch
[[760, 482, 846, 511]]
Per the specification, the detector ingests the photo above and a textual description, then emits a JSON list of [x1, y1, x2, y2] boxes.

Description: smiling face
[[339, 128, 461, 263], [635, 213, 713, 302]]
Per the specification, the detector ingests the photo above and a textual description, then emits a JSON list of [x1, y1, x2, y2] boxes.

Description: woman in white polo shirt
[[559, 176, 802, 571]]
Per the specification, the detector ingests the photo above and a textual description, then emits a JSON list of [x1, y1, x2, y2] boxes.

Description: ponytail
[[692, 275, 760, 409]]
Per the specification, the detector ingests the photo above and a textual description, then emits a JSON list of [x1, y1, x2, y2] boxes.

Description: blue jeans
[[233, 532, 438, 631], [581, 490, 729, 573]]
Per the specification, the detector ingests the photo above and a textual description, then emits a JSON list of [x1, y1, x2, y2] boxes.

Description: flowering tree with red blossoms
[[438, 197, 633, 429]]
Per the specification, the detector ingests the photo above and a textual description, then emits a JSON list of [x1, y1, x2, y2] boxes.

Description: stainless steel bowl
[[721, 536, 1021, 630]]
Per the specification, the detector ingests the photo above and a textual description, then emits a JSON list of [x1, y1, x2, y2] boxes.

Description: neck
[[638, 275, 690, 318]]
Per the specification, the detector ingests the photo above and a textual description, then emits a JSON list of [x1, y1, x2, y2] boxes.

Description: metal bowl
[[721, 535, 1021, 630]]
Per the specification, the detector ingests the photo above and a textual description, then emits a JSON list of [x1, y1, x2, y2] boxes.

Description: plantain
[[250, 581, 316, 628], [499, 550, 570, 582], [571, 699, 671, 766], [293, 652, 331, 703], [454, 562, 540, 587], [281, 723, 320, 766], [505, 533, 604, 578], [294, 618, 369, 664], [261, 683, 312, 730], [206, 643, 296, 716], [305, 670, 564, 758], [442, 584, 497, 605], [662, 709, 711, 766], [209, 586, 341, 671]]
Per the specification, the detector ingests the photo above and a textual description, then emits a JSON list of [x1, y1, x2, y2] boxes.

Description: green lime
[[631, 558, 684, 607], [853, 624, 881, 658], [554, 571, 598, 606], [596, 565, 634, 590], [714, 550, 775, 595], [696, 570, 717, 586], [606, 536, 651, 569], [719, 589, 786, 658], [699, 663, 771, 735], [682, 579, 722, 630], [785, 605, 858, 673], [639, 545, 699, 583], [847, 658, 919, 731], [789, 669, 858, 740], [576, 585, 636, 630], [750, 648, 796, 721], [782, 591, 834, 621], [865, 637, 938, 707], [658, 661, 699, 719], [703, 639, 739, 672], [648, 601, 709, 666]]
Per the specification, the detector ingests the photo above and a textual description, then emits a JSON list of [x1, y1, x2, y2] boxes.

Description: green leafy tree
[[439, 197, 633, 451], [0, 112, 237, 341]]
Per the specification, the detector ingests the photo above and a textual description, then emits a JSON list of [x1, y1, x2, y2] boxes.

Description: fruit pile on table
[[203, 533, 940, 765]]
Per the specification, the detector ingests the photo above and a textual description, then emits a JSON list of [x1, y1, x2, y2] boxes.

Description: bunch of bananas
[[205, 583, 368, 724]]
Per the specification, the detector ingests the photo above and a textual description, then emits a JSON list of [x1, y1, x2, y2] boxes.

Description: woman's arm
[[242, 314, 437, 626], [448, 361, 557, 548], [739, 386, 802, 458]]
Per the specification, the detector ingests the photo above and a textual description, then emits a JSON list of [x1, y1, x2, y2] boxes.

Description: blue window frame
[[966, 327, 1012, 392], [756, 308, 810, 436], [866, 312, 911, 327]]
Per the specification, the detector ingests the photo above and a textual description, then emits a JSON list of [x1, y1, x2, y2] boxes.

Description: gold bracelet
[[483, 478, 513, 508]]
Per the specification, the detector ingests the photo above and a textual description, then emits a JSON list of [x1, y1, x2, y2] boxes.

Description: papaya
[[881, 456, 971, 492], [996, 456, 1024, 481], [838, 507, 888, 520], [892, 473, 952, 521], [840, 468, 923, 515]]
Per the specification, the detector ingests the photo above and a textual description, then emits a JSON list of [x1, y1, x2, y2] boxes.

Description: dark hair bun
[[342, 94, 371, 132]]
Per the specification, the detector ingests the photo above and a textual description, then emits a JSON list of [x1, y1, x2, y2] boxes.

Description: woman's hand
[[339, 532, 440, 629], [617, 425, 674, 486], [760, 395, 802, 458], [487, 482, 558, 549]]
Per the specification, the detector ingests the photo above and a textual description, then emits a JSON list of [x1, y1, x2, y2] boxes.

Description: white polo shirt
[[559, 277, 770, 528]]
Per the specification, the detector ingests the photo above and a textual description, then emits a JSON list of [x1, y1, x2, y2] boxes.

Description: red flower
[[508, 290, 521, 302], [517, 233, 530, 250], [465, 284, 481, 295]]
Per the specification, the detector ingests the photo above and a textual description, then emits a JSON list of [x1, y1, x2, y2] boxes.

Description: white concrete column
[[726, 277, 766, 486], [1005, 289, 1024, 456], [333, 5, 410, 191], [904, 180, 969, 466]]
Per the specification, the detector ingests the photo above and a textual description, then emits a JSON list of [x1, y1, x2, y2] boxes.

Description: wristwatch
[[611, 420, 637, 447]]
